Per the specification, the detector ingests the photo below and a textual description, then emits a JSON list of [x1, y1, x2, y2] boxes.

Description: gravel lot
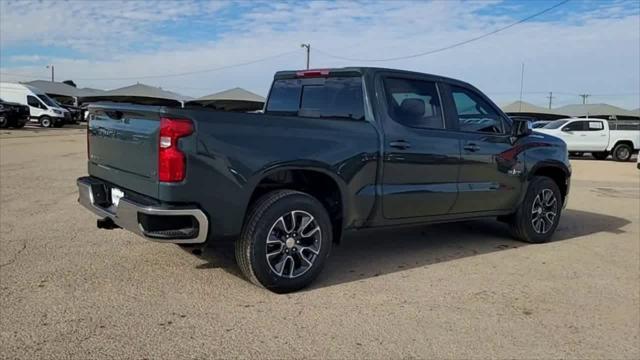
[[1, 127, 639, 359]]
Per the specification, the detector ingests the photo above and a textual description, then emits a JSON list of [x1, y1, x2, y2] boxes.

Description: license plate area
[[110, 187, 124, 207]]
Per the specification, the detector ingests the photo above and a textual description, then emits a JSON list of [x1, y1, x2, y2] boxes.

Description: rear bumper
[[77, 177, 209, 244]]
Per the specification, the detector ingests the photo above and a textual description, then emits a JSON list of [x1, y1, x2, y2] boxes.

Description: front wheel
[[612, 143, 632, 162], [40, 116, 53, 128], [508, 176, 562, 243], [235, 190, 332, 293]]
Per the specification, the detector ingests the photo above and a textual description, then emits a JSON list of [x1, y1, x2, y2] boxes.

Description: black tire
[[12, 121, 26, 129], [508, 176, 562, 243], [236, 190, 332, 293], [592, 152, 608, 160], [0, 116, 7, 128], [612, 143, 632, 162], [40, 116, 53, 128], [53, 119, 64, 128]]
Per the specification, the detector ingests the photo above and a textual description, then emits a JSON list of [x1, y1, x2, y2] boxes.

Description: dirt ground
[[1, 127, 639, 359]]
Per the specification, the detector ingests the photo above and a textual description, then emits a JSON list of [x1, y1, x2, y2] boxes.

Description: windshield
[[36, 94, 57, 107], [542, 120, 568, 129]]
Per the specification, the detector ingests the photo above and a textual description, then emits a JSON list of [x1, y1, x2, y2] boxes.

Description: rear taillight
[[158, 117, 193, 182]]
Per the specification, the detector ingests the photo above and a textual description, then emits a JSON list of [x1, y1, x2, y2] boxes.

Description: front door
[[444, 85, 523, 213], [379, 75, 461, 219]]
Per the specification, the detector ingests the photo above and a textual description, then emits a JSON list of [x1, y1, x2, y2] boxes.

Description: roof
[[80, 83, 191, 106], [77, 87, 106, 96], [195, 87, 265, 103], [102, 83, 190, 101], [501, 101, 564, 115], [187, 87, 265, 111], [553, 103, 639, 117], [24, 80, 81, 97]]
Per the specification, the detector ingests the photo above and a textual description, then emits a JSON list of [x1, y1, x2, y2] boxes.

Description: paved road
[[1, 130, 638, 359]]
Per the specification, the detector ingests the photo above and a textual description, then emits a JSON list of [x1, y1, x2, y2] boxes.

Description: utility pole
[[579, 94, 590, 104], [300, 43, 310, 69], [46, 65, 54, 82], [546, 91, 555, 109], [518, 63, 524, 111]]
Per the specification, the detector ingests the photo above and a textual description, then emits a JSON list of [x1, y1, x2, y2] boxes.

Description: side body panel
[[162, 107, 380, 239]]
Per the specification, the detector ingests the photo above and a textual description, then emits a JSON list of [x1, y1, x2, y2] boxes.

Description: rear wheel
[[612, 143, 632, 162], [40, 116, 53, 128], [508, 176, 562, 243], [236, 190, 332, 293], [592, 152, 608, 160], [0, 116, 7, 128]]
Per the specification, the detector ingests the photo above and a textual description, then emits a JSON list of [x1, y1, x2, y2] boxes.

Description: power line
[[0, 50, 298, 82], [314, 0, 570, 62]]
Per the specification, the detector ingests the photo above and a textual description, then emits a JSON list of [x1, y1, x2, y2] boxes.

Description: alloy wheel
[[266, 210, 321, 279], [531, 188, 558, 234]]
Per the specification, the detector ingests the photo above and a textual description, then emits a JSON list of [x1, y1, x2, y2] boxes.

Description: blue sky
[[1, 0, 639, 108]]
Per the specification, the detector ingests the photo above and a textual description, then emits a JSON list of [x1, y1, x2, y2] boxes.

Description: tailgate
[[87, 103, 162, 198]]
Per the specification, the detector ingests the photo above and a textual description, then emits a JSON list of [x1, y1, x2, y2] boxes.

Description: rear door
[[582, 119, 608, 151], [442, 84, 522, 213], [378, 74, 461, 219], [88, 104, 163, 197]]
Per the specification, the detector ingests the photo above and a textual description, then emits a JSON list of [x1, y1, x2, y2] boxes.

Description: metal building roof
[[187, 87, 265, 111], [553, 103, 639, 118], [24, 80, 81, 97]]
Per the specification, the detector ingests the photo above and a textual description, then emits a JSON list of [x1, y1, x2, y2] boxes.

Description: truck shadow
[[187, 209, 630, 290]]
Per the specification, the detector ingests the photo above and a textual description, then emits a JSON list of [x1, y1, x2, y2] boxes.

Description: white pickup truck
[[536, 118, 640, 161]]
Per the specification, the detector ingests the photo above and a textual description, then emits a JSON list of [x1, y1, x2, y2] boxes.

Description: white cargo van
[[0, 82, 69, 128]]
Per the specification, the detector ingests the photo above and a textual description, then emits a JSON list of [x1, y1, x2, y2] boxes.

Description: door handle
[[389, 140, 411, 150], [463, 143, 480, 152]]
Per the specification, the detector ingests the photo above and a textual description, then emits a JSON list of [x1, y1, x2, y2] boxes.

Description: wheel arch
[[528, 162, 570, 201], [245, 165, 348, 243]]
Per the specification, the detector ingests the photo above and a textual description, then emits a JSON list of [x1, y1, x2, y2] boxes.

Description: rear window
[[266, 77, 364, 120]]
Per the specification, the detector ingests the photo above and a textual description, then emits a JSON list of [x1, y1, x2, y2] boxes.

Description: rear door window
[[266, 77, 364, 120], [382, 77, 444, 129], [587, 121, 604, 130]]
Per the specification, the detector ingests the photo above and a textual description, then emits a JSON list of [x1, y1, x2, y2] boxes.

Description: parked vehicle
[[77, 67, 571, 292], [536, 118, 640, 161], [0, 98, 30, 129], [0, 82, 70, 128]]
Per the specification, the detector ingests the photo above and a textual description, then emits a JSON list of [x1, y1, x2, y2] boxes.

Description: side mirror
[[511, 118, 532, 137], [561, 127, 571, 132]]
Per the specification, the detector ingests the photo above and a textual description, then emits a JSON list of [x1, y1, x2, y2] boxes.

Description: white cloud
[[1, 0, 638, 108]]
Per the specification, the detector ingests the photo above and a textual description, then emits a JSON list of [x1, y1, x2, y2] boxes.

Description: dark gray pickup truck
[[78, 67, 570, 292]]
